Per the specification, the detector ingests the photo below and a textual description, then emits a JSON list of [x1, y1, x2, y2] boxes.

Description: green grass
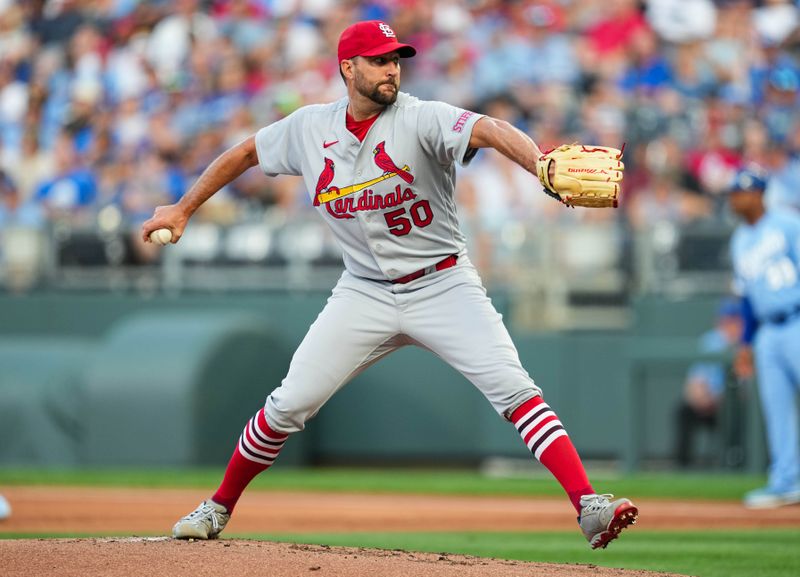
[[0, 467, 767, 501], [242, 529, 800, 577]]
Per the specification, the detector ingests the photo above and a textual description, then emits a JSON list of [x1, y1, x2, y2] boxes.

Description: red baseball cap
[[337, 21, 416, 62]]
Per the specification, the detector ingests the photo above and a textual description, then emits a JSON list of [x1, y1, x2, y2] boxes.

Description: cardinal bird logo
[[313, 157, 338, 206], [373, 141, 414, 184], [312, 147, 415, 214]]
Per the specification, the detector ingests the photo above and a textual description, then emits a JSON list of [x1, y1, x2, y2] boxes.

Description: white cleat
[[743, 486, 800, 509], [578, 493, 638, 549], [0, 494, 11, 520], [172, 500, 230, 540]]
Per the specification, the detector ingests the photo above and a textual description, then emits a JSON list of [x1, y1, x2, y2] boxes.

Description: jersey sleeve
[[740, 295, 759, 345], [254, 109, 305, 176], [784, 212, 800, 266], [417, 101, 483, 167], [730, 234, 745, 296]]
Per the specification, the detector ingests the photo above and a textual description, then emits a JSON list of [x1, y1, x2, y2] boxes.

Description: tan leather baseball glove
[[536, 144, 624, 208]]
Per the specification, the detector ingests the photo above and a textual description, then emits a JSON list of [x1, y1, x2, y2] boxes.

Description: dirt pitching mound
[[0, 538, 683, 577]]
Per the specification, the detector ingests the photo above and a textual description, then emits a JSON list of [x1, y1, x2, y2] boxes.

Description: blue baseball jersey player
[[729, 168, 800, 508]]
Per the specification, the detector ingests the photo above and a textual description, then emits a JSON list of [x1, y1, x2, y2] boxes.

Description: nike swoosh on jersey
[[323, 140, 339, 148]]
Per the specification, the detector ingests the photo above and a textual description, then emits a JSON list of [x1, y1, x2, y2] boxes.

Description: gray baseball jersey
[[253, 92, 540, 433], [255, 92, 482, 280]]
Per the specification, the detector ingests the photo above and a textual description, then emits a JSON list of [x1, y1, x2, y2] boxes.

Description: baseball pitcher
[[142, 20, 636, 548]]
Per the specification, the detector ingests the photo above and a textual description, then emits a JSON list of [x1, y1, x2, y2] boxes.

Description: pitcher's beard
[[356, 78, 398, 106]]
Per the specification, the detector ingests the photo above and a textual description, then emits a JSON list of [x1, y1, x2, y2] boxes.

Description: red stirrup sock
[[511, 396, 594, 513], [211, 408, 289, 512]]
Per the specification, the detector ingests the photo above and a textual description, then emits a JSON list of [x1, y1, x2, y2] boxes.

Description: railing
[[0, 217, 736, 329]]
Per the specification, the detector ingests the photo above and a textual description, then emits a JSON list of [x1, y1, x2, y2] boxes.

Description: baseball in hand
[[149, 228, 173, 246]]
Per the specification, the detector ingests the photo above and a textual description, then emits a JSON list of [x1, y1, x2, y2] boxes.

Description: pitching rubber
[[591, 502, 639, 550]]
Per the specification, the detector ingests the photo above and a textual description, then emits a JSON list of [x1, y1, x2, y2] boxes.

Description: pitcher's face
[[350, 52, 401, 106]]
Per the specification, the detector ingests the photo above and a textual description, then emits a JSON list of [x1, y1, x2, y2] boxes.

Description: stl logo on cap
[[378, 23, 396, 38]]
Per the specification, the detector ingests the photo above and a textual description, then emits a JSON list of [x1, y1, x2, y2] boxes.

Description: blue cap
[[727, 168, 768, 194], [717, 298, 741, 319]]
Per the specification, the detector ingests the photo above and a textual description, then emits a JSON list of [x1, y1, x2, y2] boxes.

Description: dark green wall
[[0, 291, 330, 341], [0, 292, 737, 468]]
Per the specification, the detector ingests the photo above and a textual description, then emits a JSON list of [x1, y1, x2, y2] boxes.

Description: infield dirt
[[2, 537, 685, 577], [1, 486, 799, 577]]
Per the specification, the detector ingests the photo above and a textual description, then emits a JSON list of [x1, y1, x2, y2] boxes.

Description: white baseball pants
[[264, 256, 541, 433]]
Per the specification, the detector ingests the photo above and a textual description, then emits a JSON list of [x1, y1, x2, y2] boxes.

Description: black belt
[[764, 305, 800, 325]]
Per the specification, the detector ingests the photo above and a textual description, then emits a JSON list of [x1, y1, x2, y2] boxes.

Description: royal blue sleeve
[[741, 296, 758, 345]]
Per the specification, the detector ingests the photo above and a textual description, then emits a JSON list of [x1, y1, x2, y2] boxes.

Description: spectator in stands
[[702, 1, 749, 92], [115, 149, 186, 226], [33, 132, 97, 222], [0, 58, 28, 167], [0, 168, 45, 291], [760, 64, 800, 145], [0, 169, 43, 228], [28, 0, 87, 48], [674, 298, 743, 469], [627, 135, 712, 230], [618, 27, 674, 95], [145, 0, 219, 88], [684, 112, 742, 199], [765, 127, 800, 212], [585, 0, 649, 59], [2, 129, 54, 200]]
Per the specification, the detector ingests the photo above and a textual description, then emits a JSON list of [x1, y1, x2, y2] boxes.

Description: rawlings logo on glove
[[537, 144, 625, 208]]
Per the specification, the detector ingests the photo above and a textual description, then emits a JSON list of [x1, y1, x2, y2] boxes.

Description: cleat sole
[[591, 503, 639, 550]]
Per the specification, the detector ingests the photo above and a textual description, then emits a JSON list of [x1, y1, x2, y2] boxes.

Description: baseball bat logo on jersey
[[312, 142, 416, 219]]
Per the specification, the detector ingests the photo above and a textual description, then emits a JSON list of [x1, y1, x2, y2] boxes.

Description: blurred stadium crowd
[[0, 0, 799, 303]]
